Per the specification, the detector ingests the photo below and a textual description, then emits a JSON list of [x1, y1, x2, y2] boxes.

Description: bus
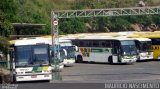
[[134, 38, 153, 60], [59, 39, 75, 66], [131, 32, 160, 60], [42, 36, 76, 67], [71, 36, 138, 64], [10, 38, 52, 82]]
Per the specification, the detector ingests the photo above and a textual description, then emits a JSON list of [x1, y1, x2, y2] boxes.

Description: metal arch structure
[[51, 6, 160, 73], [54, 6, 160, 18]]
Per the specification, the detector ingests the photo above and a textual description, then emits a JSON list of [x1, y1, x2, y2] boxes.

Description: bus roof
[[128, 32, 160, 38], [129, 38, 151, 41], [69, 35, 135, 41], [15, 37, 49, 46]]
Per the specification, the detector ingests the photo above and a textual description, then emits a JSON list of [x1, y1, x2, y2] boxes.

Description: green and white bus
[[133, 38, 153, 60], [10, 38, 52, 82], [71, 36, 138, 64]]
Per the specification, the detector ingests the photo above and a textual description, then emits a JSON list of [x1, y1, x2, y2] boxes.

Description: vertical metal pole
[[51, 11, 54, 46], [51, 11, 61, 81]]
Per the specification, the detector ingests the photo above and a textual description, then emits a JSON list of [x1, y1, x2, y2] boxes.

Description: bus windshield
[[60, 42, 75, 58], [33, 45, 50, 65], [140, 41, 152, 52], [61, 46, 75, 58], [120, 40, 137, 56], [15, 45, 50, 67]]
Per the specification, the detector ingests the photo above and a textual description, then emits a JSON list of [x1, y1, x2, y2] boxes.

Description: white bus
[[71, 36, 138, 64], [10, 38, 52, 82], [59, 39, 75, 66], [43, 36, 76, 67], [134, 38, 153, 60]]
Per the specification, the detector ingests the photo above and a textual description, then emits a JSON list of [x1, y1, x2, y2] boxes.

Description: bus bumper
[[16, 74, 52, 82], [139, 56, 153, 60], [121, 58, 137, 63], [63, 58, 75, 66]]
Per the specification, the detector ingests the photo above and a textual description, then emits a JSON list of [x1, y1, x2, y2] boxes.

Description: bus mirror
[[63, 49, 67, 56], [74, 45, 78, 52], [50, 50, 54, 57]]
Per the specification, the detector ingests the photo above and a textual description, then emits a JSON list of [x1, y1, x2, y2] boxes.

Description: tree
[[110, 17, 131, 32], [0, 0, 17, 22], [97, 17, 110, 32], [0, 11, 13, 37], [59, 18, 87, 34], [0, 36, 9, 57], [0, 0, 17, 37]]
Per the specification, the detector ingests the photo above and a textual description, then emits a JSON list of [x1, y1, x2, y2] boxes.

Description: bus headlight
[[16, 72, 24, 74]]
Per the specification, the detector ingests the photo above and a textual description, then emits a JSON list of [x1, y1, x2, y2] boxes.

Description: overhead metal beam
[[54, 6, 160, 18]]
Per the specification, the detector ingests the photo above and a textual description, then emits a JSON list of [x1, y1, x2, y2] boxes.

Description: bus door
[[112, 41, 121, 63]]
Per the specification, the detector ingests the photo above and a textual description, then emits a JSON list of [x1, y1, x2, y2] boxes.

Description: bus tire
[[0, 76, 2, 84], [108, 56, 113, 64], [77, 55, 83, 63]]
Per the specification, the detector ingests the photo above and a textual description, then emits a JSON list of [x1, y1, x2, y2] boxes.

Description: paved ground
[[1, 60, 160, 89], [60, 60, 160, 83]]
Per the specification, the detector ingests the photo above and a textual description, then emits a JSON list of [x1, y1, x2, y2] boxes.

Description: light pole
[[51, 11, 62, 81]]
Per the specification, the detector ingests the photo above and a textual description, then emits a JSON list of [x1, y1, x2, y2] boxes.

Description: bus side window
[[79, 41, 84, 47], [105, 41, 111, 47], [84, 41, 89, 47], [93, 41, 99, 47], [89, 41, 93, 47], [101, 41, 105, 47], [72, 40, 79, 46], [99, 41, 110, 47]]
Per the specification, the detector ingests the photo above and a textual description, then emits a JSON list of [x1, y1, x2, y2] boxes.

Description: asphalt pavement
[[1, 60, 160, 89]]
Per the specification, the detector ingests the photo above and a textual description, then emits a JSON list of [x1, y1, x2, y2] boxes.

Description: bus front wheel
[[77, 55, 83, 63]]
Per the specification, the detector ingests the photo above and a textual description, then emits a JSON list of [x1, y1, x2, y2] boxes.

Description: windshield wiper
[[16, 64, 32, 67], [33, 60, 49, 66]]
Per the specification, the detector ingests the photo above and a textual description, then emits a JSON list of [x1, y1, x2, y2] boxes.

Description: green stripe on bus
[[91, 48, 110, 52], [32, 67, 42, 71], [84, 48, 88, 52]]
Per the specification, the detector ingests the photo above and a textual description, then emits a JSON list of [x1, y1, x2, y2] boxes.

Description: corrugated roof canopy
[[12, 23, 46, 30]]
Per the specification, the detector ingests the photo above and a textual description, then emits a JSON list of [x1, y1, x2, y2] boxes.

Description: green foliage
[[1, 0, 160, 37], [0, 11, 14, 37], [152, 15, 160, 24], [0, 0, 17, 21], [108, 17, 131, 31], [0, 36, 9, 56], [97, 17, 110, 32], [59, 18, 87, 34]]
